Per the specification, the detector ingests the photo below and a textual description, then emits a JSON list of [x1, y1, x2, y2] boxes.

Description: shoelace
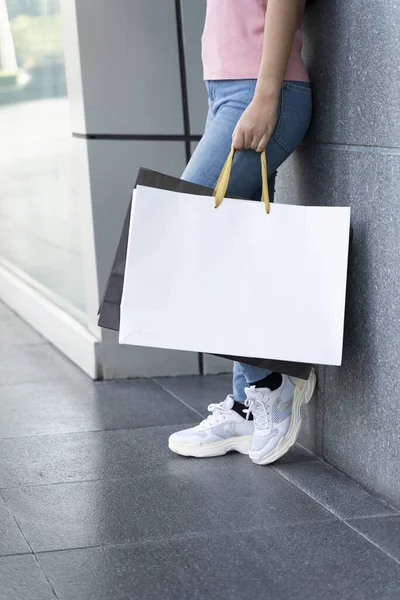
[[201, 402, 230, 426], [244, 396, 271, 430]]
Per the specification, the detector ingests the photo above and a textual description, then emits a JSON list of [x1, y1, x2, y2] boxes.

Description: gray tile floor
[[1, 302, 400, 600]]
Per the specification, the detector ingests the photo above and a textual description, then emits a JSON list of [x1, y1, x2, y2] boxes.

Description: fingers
[[250, 133, 263, 151], [233, 126, 270, 152], [232, 127, 245, 151], [244, 129, 254, 150], [233, 126, 259, 151], [256, 133, 270, 153]]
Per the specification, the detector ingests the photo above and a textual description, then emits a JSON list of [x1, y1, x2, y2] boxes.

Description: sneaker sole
[[249, 368, 317, 465], [168, 436, 252, 458]]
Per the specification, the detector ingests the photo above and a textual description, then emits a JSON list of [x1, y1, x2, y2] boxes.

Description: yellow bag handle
[[213, 145, 270, 214]]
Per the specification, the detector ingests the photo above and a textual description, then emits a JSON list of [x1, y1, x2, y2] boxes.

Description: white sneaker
[[168, 396, 254, 458], [245, 369, 317, 465]]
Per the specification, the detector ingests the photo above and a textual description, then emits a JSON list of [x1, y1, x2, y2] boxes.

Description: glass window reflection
[[0, 0, 85, 315]]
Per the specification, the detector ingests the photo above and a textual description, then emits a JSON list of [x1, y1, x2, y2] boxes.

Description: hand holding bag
[[118, 148, 351, 367]]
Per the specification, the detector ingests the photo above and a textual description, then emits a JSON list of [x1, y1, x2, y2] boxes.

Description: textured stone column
[[276, 0, 400, 506]]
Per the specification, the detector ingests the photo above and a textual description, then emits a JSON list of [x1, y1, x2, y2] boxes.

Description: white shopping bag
[[119, 150, 351, 366]]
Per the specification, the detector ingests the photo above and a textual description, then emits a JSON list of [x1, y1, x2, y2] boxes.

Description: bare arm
[[233, 0, 299, 152]]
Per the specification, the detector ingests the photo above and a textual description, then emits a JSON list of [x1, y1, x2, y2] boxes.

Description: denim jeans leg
[[182, 79, 312, 402]]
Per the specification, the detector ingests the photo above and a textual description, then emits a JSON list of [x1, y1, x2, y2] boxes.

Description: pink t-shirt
[[202, 0, 309, 82]]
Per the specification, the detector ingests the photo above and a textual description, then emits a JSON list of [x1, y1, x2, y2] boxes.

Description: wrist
[[254, 81, 281, 105]]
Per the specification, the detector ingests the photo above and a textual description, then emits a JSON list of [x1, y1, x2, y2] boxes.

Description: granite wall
[[276, 0, 400, 507]]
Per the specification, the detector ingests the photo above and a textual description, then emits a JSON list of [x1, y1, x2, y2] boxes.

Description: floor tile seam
[[315, 460, 400, 515], [33, 526, 265, 557], [32, 553, 60, 599], [280, 450, 400, 517], [0, 489, 34, 555], [343, 519, 400, 567], [32, 520, 338, 556], [288, 441, 318, 462], [0, 550, 33, 559], [150, 378, 206, 419], [271, 467, 397, 523], [346, 514, 400, 522], [3, 464, 396, 515], [1, 456, 213, 489], [0, 469, 172, 490], [0, 421, 199, 442], [0, 470, 163, 491], [270, 466, 349, 523], [0, 477, 106, 492]]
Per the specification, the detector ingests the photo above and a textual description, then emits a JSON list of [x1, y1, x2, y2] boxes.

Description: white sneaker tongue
[[223, 395, 235, 410], [246, 385, 272, 398]]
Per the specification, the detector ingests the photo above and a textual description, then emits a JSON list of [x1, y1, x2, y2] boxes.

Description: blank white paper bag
[[119, 183, 351, 367]]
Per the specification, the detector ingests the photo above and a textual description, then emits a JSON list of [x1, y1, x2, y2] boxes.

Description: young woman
[[169, 0, 316, 464]]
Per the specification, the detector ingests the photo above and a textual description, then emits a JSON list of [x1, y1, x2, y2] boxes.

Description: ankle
[[232, 400, 253, 420], [250, 372, 283, 392]]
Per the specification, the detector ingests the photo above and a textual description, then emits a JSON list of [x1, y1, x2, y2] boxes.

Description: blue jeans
[[182, 79, 312, 402]]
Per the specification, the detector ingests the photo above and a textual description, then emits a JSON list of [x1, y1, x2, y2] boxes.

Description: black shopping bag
[[98, 167, 313, 380]]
